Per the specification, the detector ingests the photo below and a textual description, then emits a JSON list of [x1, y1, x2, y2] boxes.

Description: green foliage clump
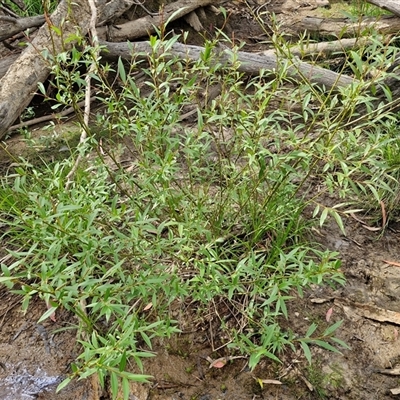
[[3, 21, 400, 399]]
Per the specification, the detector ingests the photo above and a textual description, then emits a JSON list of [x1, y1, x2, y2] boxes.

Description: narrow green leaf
[[314, 340, 341, 353], [0, 276, 15, 283], [56, 377, 72, 393], [119, 351, 127, 372], [37, 306, 58, 323], [323, 320, 343, 337], [300, 341, 312, 364], [330, 336, 351, 349], [110, 372, 119, 399], [331, 210, 346, 236], [118, 57, 127, 83], [320, 208, 329, 227], [305, 323, 318, 338], [312, 204, 320, 218], [122, 377, 130, 400]]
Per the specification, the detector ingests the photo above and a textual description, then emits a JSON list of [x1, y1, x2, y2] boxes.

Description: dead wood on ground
[[366, 0, 400, 17], [0, 14, 44, 41], [100, 40, 356, 89], [283, 15, 400, 38]]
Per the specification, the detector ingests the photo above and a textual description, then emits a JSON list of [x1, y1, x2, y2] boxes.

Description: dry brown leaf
[[350, 212, 367, 224], [310, 298, 333, 304], [143, 303, 153, 311]]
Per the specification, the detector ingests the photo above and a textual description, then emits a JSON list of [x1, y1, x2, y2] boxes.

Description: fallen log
[[283, 15, 400, 38], [100, 40, 356, 89], [366, 0, 399, 17], [0, 53, 19, 78], [0, 14, 45, 41], [271, 37, 375, 59]]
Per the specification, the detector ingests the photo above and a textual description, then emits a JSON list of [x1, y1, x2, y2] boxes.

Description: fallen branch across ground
[[0, 14, 44, 41], [100, 40, 357, 89]]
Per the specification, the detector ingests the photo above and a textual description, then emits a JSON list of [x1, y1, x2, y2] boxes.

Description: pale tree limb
[[366, 0, 400, 16], [7, 97, 96, 132], [0, 15, 45, 41], [282, 15, 400, 38], [100, 40, 356, 89], [65, 0, 100, 189], [283, 37, 377, 59]]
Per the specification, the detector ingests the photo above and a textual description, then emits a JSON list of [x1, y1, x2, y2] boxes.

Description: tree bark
[[366, 0, 400, 16], [100, 40, 356, 89], [0, 0, 92, 137], [0, 53, 19, 78], [283, 15, 400, 38], [0, 15, 45, 41], [271, 37, 375, 59]]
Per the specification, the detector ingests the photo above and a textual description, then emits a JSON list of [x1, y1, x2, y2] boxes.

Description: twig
[[133, 0, 158, 16], [0, 5, 19, 18], [7, 97, 96, 132], [65, 0, 99, 189]]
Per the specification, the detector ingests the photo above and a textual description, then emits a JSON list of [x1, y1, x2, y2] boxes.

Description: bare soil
[[2, 1, 400, 399]]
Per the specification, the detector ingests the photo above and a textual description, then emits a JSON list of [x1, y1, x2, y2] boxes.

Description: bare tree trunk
[[0, 0, 92, 137]]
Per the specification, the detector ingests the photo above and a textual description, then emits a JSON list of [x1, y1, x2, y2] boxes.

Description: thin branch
[[65, 0, 99, 189]]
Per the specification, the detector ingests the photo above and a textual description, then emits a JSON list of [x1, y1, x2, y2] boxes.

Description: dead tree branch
[[283, 15, 400, 38], [100, 40, 356, 89], [366, 0, 400, 16], [0, 15, 45, 41]]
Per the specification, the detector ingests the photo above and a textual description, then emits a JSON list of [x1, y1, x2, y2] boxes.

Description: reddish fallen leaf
[[326, 307, 333, 322], [206, 355, 247, 369], [210, 359, 227, 368]]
